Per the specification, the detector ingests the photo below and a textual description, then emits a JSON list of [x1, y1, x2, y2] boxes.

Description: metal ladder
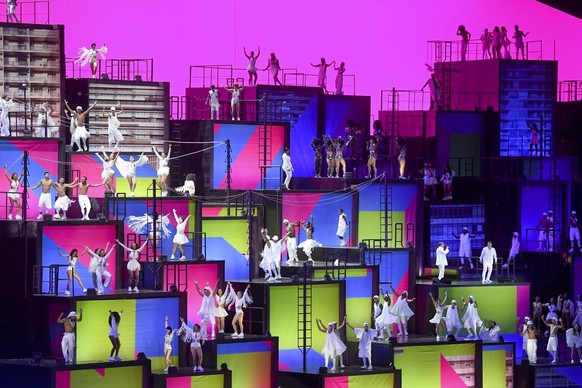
[[380, 180, 393, 247], [165, 263, 189, 291], [433, 41, 452, 111], [297, 265, 313, 371]]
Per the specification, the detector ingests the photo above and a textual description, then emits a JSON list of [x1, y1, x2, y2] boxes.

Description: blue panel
[[135, 297, 180, 358], [217, 341, 272, 355], [206, 237, 248, 281]]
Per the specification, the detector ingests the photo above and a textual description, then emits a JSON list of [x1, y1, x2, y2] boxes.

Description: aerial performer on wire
[[75, 43, 107, 78]]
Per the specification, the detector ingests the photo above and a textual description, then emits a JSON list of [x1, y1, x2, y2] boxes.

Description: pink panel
[[324, 375, 350, 388], [166, 376, 193, 388], [55, 370, 71, 388]]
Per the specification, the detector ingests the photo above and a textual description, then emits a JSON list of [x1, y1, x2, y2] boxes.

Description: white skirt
[[101, 169, 114, 180], [54, 195, 74, 211], [73, 125, 90, 140], [127, 258, 141, 271], [7, 189, 19, 201], [215, 306, 228, 318], [173, 233, 189, 245], [547, 336, 558, 352], [158, 166, 170, 177], [429, 310, 444, 324]]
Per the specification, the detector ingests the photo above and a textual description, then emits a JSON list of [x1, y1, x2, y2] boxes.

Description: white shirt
[[282, 153, 292, 170], [480, 246, 497, 264], [209, 90, 219, 105], [436, 246, 449, 265]]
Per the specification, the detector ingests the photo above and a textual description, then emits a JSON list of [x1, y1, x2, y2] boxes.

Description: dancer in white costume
[[163, 317, 179, 373], [0, 94, 14, 137], [84, 244, 115, 295], [440, 165, 454, 200], [480, 320, 501, 341], [375, 285, 398, 339], [215, 284, 232, 334], [566, 324, 582, 363], [206, 85, 220, 120], [336, 209, 348, 246], [452, 227, 476, 269], [115, 153, 148, 197], [281, 147, 293, 190], [56, 247, 88, 295], [561, 294, 575, 330], [479, 241, 497, 284], [372, 294, 383, 338], [107, 310, 123, 361], [513, 25, 529, 60], [298, 217, 321, 261], [397, 137, 407, 179], [178, 318, 204, 372], [500, 26, 511, 59], [569, 211, 581, 253], [64, 100, 97, 152], [260, 228, 287, 281], [225, 282, 253, 338], [3, 164, 23, 220], [366, 138, 378, 178], [389, 283, 415, 336], [29, 171, 57, 220], [503, 232, 521, 268], [480, 28, 492, 59], [421, 74, 441, 111], [435, 242, 449, 280], [519, 316, 531, 358], [170, 208, 191, 261], [526, 321, 538, 364], [75, 43, 107, 78], [316, 317, 347, 372], [542, 315, 563, 363], [543, 297, 560, 323], [57, 309, 82, 363], [461, 296, 482, 338], [176, 173, 196, 197], [194, 280, 219, 340], [85, 243, 107, 292], [444, 300, 464, 337], [6, 0, 20, 23], [153, 145, 172, 196], [428, 292, 448, 339], [35, 103, 59, 137], [347, 321, 377, 371], [95, 148, 118, 193], [573, 294, 582, 328], [334, 62, 345, 95], [283, 219, 301, 263], [244, 46, 261, 86], [310, 58, 334, 94], [491, 26, 501, 59], [420, 162, 438, 200], [116, 239, 148, 293], [224, 83, 244, 121], [102, 104, 124, 150], [76, 176, 102, 220], [264, 53, 282, 86]]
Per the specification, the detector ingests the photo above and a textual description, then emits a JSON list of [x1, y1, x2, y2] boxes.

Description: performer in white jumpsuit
[[194, 280, 219, 340], [479, 241, 497, 284], [452, 227, 476, 269], [336, 209, 348, 246], [503, 232, 520, 268], [347, 321, 378, 370], [103, 105, 124, 149], [435, 242, 449, 280], [0, 94, 14, 137], [206, 85, 220, 120], [282, 147, 293, 190]]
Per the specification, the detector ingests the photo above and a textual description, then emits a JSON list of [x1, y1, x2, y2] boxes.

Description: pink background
[[50, 0, 581, 117]]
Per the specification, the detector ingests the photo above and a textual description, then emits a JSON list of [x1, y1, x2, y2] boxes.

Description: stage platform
[[280, 259, 365, 278], [279, 366, 402, 388], [152, 367, 232, 388], [0, 358, 150, 388], [516, 358, 582, 387]]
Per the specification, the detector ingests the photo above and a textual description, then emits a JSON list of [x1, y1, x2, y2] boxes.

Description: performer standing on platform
[[561, 294, 575, 330], [421, 74, 441, 111], [281, 147, 293, 190], [513, 25, 529, 60], [225, 282, 253, 338], [97, 245, 114, 294], [535, 212, 551, 252], [95, 148, 118, 193], [461, 296, 482, 338], [311, 137, 324, 177], [7, 0, 20, 23], [116, 238, 148, 293], [264, 53, 283, 86], [526, 320, 538, 364], [435, 242, 449, 280], [325, 136, 337, 177], [542, 315, 563, 363], [224, 83, 244, 121], [480, 28, 492, 59], [108, 310, 123, 361], [500, 26, 511, 59], [456, 25, 471, 61], [389, 283, 415, 336], [115, 153, 148, 197], [283, 219, 300, 263], [533, 296, 543, 331], [163, 316, 179, 373], [0, 93, 15, 137], [347, 321, 377, 370], [176, 173, 196, 197], [260, 229, 287, 281], [30, 171, 57, 220], [316, 318, 347, 372], [178, 317, 205, 372], [421, 162, 438, 200], [452, 227, 476, 270], [566, 324, 582, 363], [35, 103, 59, 137], [170, 208, 190, 261], [53, 177, 77, 220], [547, 210, 558, 252], [64, 100, 97, 152], [375, 285, 398, 339], [311, 58, 334, 94], [336, 209, 348, 246], [57, 247, 88, 295], [153, 144, 172, 197], [479, 241, 497, 284], [194, 280, 219, 340], [491, 26, 501, 59], [244, 47, 260, 86], [366, 138, 378, 178], [574, 295, 582, 327], [334, 137, 347, 178], [428, 292, 448, 339], [444, 300, 464, 338], [440, 165, 454, 200], [519, 316, 531, 358], [397, 137, 407, 179], [57, 309, 82, 364], [215, 285, 231, 334], [206, 85, 220, 120], [84, 244, 109, 294], [103, 104, 124, 150], [334, 62, 345, 95], [527, 120, 540, 156], [77, 176, 103, 220], [298, 216, 319, 261], [503, 232, 520, 268], [3, 164, 23, 220], [75, 43, 107, 78], [569, 211, 581, 253], [372, 294, 383, 338]]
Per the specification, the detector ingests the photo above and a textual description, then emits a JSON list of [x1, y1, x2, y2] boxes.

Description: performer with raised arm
[[75, 176, 103, 220], [102, 103, 124, 150], [35, 103, 59, 137], [435, 242, 449, 280], [57, 246, 88, 295], [421, 74, 441, 111], [153, 144, 172, 197], [224, 83, 244, 121], [525, 320, 538, 364], [566, 323, 582, 364], [84, 243, 115, 294], [375, 284, 397, 339], [527, 120, 540, 156], [57, 309, 82, 364], [194, 280, 219, 340], [215, 284, 232, 334], [569, 211, 581, 253], [444, 299, 465, 338], [116, 238, 148, 292], [3, 164, 23, 220], [479, 241, 497, 284], [206, 85, 220, 120], [115, 153, 148, 197], [244, 46, 261, 86], [311, 137, 324, 177], [281, 147, 293, 190], [513, 25, 529, 60], [64, 100, 97, 152], [456, 25, 471, 61], [337, 209, 349, 246], [225, 282, 253, 338], [108, 310, 123, 361], [170, 208, 191, 261], [95, 148, 118, 193], [440, 165, 455, 200], [334, 62, 345, 95], [346, 320, 377, 370], [260, 228, 287, 281], [30, 171, 57, 220], [315, 318, 347, 372], [298, 216, 319, 261], [264, 53, 282, 86], [429, 292, 448, 339], [542, 315, 563, 363], [310, 58, 334, 94], [53, 177, 77, 220], [480, 320, 501, 341], [452, 227, 476, 270], [283, 219, 301, 263], [75, 43, 107, 78], [0, 93, 15, 137], [503, 232, 521, 268], [372, 293, 382, 338], [389, 283, 415, 336], [178, 317, 204, 372], [163, 316, 179, 373], [461, 296, 482, 338]]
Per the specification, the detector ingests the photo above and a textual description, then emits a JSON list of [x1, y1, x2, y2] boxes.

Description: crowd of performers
[[456, 24, 530, 61]]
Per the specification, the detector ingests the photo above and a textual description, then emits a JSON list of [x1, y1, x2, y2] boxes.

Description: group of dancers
[[420, 162, 455, 201], [435, 239, 499, 284], [457, 24, 529, 61]]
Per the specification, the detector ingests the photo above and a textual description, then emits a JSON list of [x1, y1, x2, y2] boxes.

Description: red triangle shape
[[440, 354, 468, 388], [94, 368, 105, 377]]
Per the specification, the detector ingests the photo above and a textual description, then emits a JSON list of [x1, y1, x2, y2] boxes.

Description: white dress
[[354, 328, 377, 358], [107, 114, 124, 143], [566, 328, 582, 348], [198, 294, 216, 319], [459, 233, 472, 257], [462, 303, 482, 329], [259, 242, 276, 272], [376, 300, 398, 327], [66, 256, 77, 273], [546, 304, 559, 322], [429, 305, 444, 324], [101, 160, 115, 180], [322, 330, 346, 358], [8, 180, 19, 200], [119, 240, 148, 271], [336, 214, 347, 238], [172, 217, 189, 245], [445, 305, 463, 332], [215, 294, 228, 318], [247, 57, 257, 72], [391, 296, 414, 320], [231, 90, 241, 105], [153, 147, 171, 177]]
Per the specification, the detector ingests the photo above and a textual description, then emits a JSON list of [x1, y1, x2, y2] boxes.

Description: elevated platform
[[516, 359, 582, 387], [152, 367, 232, 388], [279, 366, 402, 388]]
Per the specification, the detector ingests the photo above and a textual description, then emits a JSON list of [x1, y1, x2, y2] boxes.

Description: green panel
[[69, 366, 143, 387], [482, 350, 507, 388]]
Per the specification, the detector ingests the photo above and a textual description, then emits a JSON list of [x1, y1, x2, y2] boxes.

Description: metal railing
[[169, 95, 284, 121], [427, 39, 544, 64], [2, 0, 50, 24], [558, 80, 582, 102], [380, 89, 498, 112], [66, 58, 154, 81], [524, 227, 562, 253]]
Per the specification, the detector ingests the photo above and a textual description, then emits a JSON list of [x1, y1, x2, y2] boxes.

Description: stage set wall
[[279, 368, 402, 388], [153, 369, 231, 388]]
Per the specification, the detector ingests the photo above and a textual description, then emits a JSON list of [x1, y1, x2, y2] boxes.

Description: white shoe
[[197, 366, 204, 372], [8, 214, 12, 220], [15, 215, 22, 220], [231, 333, 239, 338], [37, 214, 43, 220], [130, 193, 135, 197], [83, 288, 87, 293], [404, 331, 409, 336], [180, 256, 187, 261], [482, 280, 487, 284], [170, 255, 175, 261], [133, 287, 139, 293], [367, 366, 373, 371], [360, 365, 367, 370], [330, 367, 336, 372], [502, 264, 508, 268], [163, 367, 169, 373], [65, 290, 70, 295], [238, 333, 244, 338], [339, 240, 346, 247], [128, 287, 133, 292]]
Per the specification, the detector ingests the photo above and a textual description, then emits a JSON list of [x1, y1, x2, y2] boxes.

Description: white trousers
[[571, 227, 581, 245], [210, 104, 219, 119], [61, 333, 75, 362], [283, 168, 292, 189], [287, 237, 297, 262], [78, 194, 91, 215], [96, 269, 112, 292], [482, 262, 493, 282], [527, 338, 537, 364], [38, 192, 52, 211], [438, 264, 446, 280]]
